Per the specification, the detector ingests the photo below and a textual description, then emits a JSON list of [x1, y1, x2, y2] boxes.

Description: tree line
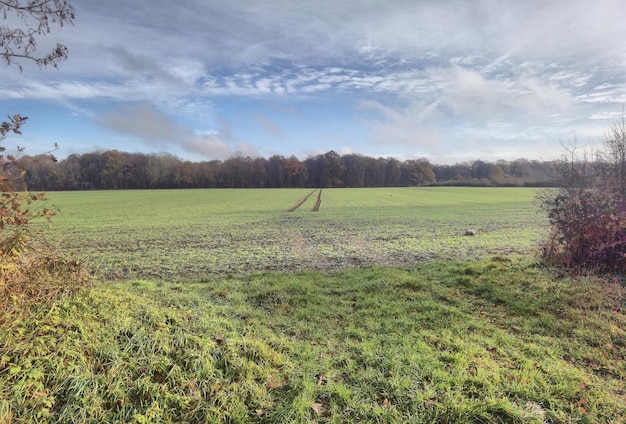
[[19, 149, 555, 191]]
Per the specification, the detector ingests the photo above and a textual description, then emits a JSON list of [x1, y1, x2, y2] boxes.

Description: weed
[[0, 241, 89, 314]]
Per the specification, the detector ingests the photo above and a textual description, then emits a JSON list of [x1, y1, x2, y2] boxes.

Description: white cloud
[[253, 113, 284, 138], [95, 103, 189, 144], [3, 0, 626, 163], [590, 111, 625, 120], [434, 66, 578, 125], [234, 142, 260, 158], [0, 81, 136, 101], [93, 102, 241, 160], [181, 136, 233, 160], [356, 61, 593, 163], [358, 100, 445, 152]]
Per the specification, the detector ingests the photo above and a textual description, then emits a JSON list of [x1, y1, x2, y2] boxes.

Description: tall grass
[[1, 257, 624, 423], [0, 241, 89, 314]]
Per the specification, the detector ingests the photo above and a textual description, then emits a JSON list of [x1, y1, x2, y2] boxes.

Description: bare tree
[[0, 0, 75, 70], [599, 115, 626, 198]]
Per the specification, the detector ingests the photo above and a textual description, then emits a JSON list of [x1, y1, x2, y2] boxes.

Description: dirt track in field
[[288, 189, 322, 212], [312, 189, 322, 212], [287, 190, 316, 212]]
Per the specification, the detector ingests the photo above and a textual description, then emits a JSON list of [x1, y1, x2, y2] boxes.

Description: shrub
[[540, 120, 626, 274], [0, 116, 88, 314], [541, 188, 626, 272], [0, 243, 89, 315], [0, 1, 83, 314]]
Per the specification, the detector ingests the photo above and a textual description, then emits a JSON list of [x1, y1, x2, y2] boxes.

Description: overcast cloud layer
[[2, 0, 626, 163]]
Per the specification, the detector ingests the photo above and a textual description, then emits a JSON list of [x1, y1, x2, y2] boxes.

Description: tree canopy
[[20, 149, 555, 191]]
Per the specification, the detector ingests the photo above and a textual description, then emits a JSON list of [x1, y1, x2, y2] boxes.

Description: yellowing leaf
[[311, 402, 325, 414]]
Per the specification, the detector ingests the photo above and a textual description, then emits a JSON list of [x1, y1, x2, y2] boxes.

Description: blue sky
[[2, 0, 626, 164]]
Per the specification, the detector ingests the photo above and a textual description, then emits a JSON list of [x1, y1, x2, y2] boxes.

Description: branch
[[0, 0, 74, 69]]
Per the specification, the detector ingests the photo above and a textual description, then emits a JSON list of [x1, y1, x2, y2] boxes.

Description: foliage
[[0, 124, 80, 313], [0, 0, 79, 309], [0, 0, 75, 70], [540, 121, 626, 274], [41, 188, 544, 280], [0, 115, 49, 255], [0, 115, 71, 309], [21, 149, 556, 190], [0, 240, 89, 314], [1, 257, 624, 422]]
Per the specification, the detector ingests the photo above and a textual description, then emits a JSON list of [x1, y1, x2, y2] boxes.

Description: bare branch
[[0, 0, 75, 69]]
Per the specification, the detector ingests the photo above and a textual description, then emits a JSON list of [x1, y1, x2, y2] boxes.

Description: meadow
[[41, 187, 544, 280], [1, 187, 625, 423]]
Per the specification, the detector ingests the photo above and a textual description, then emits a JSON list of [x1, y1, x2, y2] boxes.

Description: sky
[[2, 0, 626, 165]]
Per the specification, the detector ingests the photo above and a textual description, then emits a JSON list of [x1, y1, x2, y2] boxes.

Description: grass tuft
[[0, 242, 90, 314]]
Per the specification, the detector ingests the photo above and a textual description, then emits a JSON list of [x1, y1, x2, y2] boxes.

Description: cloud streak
[[94, 102, 235, 160], [95, 103, 187, 144]]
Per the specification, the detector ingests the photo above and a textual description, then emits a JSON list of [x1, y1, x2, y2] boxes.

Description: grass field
[[41, 187, 545, 280], [2, 187, 625, 423]]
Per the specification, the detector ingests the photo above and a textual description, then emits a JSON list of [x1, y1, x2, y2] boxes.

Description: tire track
[[312, 188, 322, 212], [287, 190, 316, 212]]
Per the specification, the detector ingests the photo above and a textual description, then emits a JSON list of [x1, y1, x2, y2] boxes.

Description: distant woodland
[[19, 150, 555, 190]]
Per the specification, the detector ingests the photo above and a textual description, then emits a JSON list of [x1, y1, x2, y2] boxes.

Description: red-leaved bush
[[541, 189, 626, 272], [540, 119, 626, 275]]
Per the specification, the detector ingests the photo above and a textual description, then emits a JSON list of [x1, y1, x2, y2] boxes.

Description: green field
[[2, 187, 625, 423], [42, 187, 545, 280]]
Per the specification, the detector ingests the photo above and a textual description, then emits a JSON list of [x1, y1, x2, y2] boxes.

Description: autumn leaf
[[311, 402, 325, 414]]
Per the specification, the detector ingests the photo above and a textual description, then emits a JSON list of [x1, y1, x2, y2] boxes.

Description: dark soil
[[312, 189, 322, 212]]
